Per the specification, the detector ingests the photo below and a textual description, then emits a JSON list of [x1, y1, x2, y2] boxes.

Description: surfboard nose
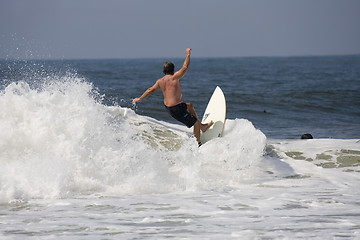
[[200, 86, 226, 144]]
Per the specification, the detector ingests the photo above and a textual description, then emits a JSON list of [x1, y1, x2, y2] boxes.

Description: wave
[[0, 75, 267, 202], [1, 72, 359, 204]]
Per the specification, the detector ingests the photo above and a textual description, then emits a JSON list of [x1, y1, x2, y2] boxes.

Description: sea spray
[[0, 75, 267, 202], [0, 77, 109, 200]]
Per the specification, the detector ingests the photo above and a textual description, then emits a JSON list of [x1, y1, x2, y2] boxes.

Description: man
[[132, 48, 213, 145]]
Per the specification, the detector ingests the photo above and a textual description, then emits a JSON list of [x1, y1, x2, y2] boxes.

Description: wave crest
[[0, 76, 266, 202]]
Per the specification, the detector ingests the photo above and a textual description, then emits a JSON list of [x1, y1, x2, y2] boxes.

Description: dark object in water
[[301, 133, 313, 139]]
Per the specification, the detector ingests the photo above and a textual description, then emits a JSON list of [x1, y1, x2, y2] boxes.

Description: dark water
[[1, 55, 359, 139]]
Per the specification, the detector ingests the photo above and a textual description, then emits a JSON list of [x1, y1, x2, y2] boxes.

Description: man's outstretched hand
[[132, 97, 141, 103]]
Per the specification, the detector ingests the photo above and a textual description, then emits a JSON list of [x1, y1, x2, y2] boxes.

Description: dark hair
[[163, 61, 174, 75]]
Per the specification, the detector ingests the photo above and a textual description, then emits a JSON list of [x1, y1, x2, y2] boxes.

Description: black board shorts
[[165, 103, 197, 128]]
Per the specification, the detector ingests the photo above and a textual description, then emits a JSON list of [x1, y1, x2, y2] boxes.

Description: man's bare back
[[157, 75, 183, 107]]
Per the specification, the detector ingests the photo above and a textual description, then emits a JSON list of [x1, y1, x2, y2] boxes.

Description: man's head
[[163, 61, 174, 75]]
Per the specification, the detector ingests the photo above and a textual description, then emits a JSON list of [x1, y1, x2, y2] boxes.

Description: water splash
[[0, 75, 267, 202]]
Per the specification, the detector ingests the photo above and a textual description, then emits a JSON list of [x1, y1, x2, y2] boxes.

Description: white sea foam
[[0, 76, 267, 202], [267, 139, 360, 188]]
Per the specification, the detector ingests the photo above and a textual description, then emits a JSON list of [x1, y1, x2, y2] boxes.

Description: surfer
[[132, 48, 213, 145]]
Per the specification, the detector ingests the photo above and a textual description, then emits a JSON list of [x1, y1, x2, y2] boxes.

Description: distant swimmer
[[301, 133, 313, 139], [132, 48, 213, 145]]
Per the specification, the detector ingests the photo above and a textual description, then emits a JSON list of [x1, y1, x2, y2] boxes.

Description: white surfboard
[[200, 86, 226, 144]]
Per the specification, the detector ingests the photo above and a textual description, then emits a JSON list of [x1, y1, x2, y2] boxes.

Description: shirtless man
[[132, 48, 213, 145]]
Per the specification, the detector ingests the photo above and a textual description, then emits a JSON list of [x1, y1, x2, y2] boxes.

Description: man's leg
[[186, 103, 213, 143]]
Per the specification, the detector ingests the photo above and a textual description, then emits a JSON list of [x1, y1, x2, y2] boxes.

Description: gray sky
[[1, 0, 360, 59]]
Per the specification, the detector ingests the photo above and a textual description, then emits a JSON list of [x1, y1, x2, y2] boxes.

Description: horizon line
[[1, 53, 360, 61]]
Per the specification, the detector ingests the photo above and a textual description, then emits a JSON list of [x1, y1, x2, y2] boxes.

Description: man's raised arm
[[173, 48, 191, 80]]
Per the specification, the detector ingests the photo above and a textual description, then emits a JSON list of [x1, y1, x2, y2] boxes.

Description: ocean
[[0, 56, 359, 239]]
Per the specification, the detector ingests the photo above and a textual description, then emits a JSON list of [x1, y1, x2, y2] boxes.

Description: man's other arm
[[132, 80, 160, 103]]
